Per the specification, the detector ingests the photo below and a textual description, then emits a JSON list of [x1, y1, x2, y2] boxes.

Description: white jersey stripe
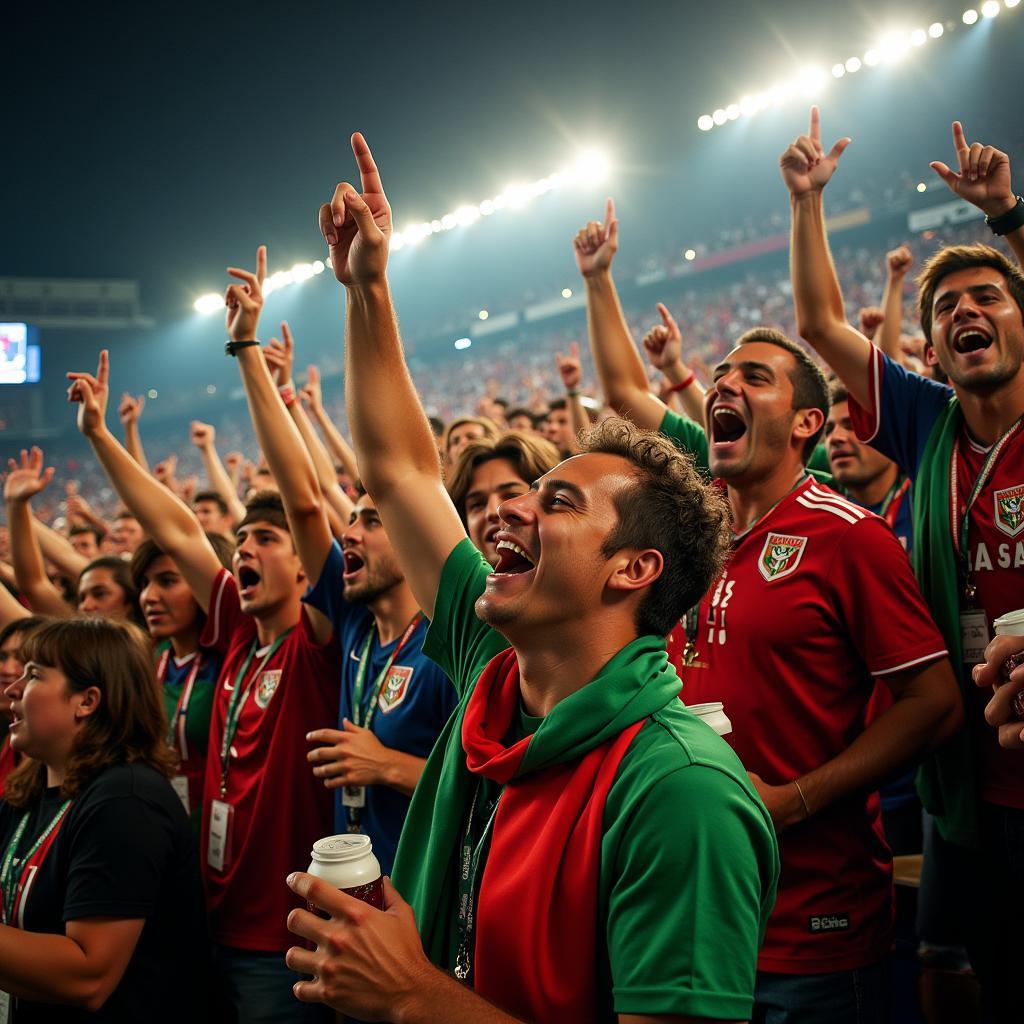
[[206, 571, 230, 648], [806, 484, 868, 518], [872, 649, 949, 677], [859, 347, 883, 444], [796, 496, 861, 525]]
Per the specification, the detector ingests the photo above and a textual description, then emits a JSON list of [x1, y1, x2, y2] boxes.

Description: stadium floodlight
[[880, 32, 910, 61], [831, 63, 846, 78], [845, 56, 862, 72], [147, 388, 158, 399], [561, 288, 573, 299], [454, 337, 472, 351], [863, 48, 881, 66], [917, 182, 928, 192], [194, 293, 223, 315], [206, 384, 217, 395], [1007, 0, 1021, 8], [571, 150, 610, 185], [684, 249, 697, 261], [697, 114, 714, 131], [726, 103, 741, 120], [962, 8, 979, 24], [928, 21, 945, 36], [712, 108, 728, 125], [478, 310, 489, 320], [910, 27, 927, 45], [312, 260, 325, 274], [981, 0, 1000, 15]]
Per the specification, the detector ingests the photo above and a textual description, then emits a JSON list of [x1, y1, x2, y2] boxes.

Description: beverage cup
[[685, 701, 732, 737], [992, 609, 1024, 717], [307, 834, 383, 910]]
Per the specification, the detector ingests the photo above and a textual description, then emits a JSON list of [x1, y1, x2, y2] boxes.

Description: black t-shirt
[[0, 762, 209, 1022]]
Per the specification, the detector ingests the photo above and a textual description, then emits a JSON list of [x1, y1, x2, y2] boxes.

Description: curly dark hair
[[4, 618, 177, 808], [580, 418, 731, 637]]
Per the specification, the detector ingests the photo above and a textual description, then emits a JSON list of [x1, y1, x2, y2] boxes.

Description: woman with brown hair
[[0, 616, 49, 798], [0, 617, 207, 1021]]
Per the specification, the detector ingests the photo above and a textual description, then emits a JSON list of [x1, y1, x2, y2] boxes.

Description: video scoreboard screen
[[0, 324, 41, 385]]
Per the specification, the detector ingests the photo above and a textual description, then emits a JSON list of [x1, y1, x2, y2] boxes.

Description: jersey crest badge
[[994, 485, 1024, 538], [758, 533, 808, 582], [377, 665, 413, 713], [255, 670, 282, 710]]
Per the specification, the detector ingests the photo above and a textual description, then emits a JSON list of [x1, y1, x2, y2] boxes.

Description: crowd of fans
[[1, 106, 1023, 1024]]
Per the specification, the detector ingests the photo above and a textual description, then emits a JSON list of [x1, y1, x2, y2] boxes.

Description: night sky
[[6, 0, 996, 321]]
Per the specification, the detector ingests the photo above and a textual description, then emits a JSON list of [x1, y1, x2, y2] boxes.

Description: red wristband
[[667, 372, 696, 394]]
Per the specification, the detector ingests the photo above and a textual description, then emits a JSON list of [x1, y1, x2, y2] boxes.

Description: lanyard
[[157, 646, 203, 763], [950, 415, 1024, 600], [878, 475, 911, 529], [350, 614, 422, 732], [454, 780, 501, 984], [219, 630, 292, 798], [1, 798, 72, 926]]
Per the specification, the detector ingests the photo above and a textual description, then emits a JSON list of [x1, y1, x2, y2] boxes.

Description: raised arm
[[3, 449, 73, 617], [0, 580, 30, 631], [262, 323, 354, 535], [643, 303, 707, 427], [190, 421, 246, 527], [117, 393, 149, 471], [33, 517, 89, 582], [875, 247, 913, 361], [575, 200, 667, 430], [320, 133, 465, 619], [783, 106, 873, 409], [554, 342, 585, 453], [931, 121, 1024, 267], [301, 365, 360, 484], [68, 352, 223, 612]]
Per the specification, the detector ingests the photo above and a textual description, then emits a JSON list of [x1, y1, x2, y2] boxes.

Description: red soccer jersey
[[200, 569, 341, 950], [682, 477, 948, 974], [954, 432, 1024, 808]]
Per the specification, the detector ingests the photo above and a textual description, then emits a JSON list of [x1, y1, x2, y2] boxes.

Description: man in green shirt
[[283, 132, 779, 1024]]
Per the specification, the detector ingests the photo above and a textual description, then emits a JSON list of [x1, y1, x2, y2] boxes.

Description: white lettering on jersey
[[972, 541, 1024, 572]]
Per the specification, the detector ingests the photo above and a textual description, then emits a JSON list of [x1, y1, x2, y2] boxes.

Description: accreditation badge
[[0, 988, 10, 1024], [342, 785, 366, 809], [171, 775, 190, 814], [207, 800, 234, 873], [960, 609, 991, 665]]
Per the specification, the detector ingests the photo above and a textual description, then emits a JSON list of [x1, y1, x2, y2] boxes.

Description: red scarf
[[462, 648, 644, 1023]]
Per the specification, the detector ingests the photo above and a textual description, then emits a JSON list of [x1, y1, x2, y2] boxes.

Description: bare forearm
[[798, 666, 961, 817], [396, 967, 524, 1024], [345, 281, 442, 494], [876, 273, 907, 360], [199, 444, 246, 526], [123, 421, 149, 472], [0, 924, 112, 1007], [311, 402, 360, 482], [289, 401, 355, 524], [6, 499, 70, 616], [584, 272, 665, 428], [565, 394, 587, 452], [0, 581, 29, 630], [33, 518, 89, 580], [382, 750, 428, 798], [790, 192, 872, 407], [662, 360, 706, 428]]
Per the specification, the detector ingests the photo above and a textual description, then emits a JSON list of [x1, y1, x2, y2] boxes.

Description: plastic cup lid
[[311, 834, 373, 863], [994, 608, 1024, 635]]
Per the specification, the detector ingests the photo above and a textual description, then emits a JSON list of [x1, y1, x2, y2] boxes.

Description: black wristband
[[986, 196, 1024, 236], [225, 339, 260, 357]]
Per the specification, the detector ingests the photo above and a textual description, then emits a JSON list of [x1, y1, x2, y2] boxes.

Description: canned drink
[[685, 701, 733, 736], [307, 834, 383, 909], [992, 610, 1024, 718]]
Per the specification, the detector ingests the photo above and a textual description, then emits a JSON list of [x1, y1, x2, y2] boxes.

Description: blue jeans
[[753, 960, 888, 1024], [210, 943, 332, 1024]]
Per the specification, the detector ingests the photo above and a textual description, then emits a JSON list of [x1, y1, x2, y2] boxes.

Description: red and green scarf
[[392, 635, 680, 1023]]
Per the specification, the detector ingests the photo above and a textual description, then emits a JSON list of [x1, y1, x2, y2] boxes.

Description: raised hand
[[886, 245, 913, 277], [555, 341, 583, 391], [263, 321, 296, 387], [930, 122, 1016, 218], [319, 133, 392, 287], [779, 106, 851, 196], [642, 303, 685, 371], [573, 198, 619, 278], [225, 245, 266, 343], [179, 475, 199, 504], [190, 420, 216, 449], [153, 454, 178, 489], [858, 307, 885, 341], [4, 448, 55, 504], [67, 350, 110, 437], [118, 392, 145, 426], [300, 365, 325, 413]]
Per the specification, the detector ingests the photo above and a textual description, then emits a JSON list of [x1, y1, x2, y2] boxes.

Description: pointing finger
[[97, 349, 109, 387], [256, 245, 267, 287], [569, 340, 579, 360], [604, 197, 616, 229], [280, 321, 294, 352], [809, 105, 821, 144], [351, 133, 385, 195]]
